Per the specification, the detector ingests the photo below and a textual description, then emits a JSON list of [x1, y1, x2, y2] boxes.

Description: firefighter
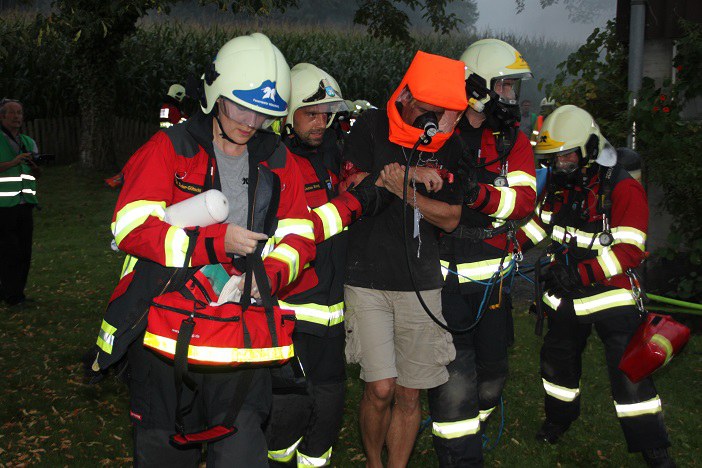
[[160, 83, 188, 129], [428, 38, 537, 467], [265, 64, 354, 467], [530, 97, 556, 146], [523, 105, 674, 467], [94, 33, 318, 466]]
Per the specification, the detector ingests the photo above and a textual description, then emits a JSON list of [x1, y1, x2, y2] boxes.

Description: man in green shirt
[[0, 98, 39, 306]]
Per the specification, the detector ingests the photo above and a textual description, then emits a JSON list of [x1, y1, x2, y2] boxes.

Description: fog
[[471, 0, 616, 44]]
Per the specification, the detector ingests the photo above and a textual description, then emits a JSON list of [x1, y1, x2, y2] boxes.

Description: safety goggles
[[218, 98, 276, 129]]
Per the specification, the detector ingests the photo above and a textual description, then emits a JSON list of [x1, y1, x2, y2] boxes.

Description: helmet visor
[[296, 102, 349, 128], [219, 98, 276, 129], [538, 148, 582, 174], [492, 78, 525, 106]]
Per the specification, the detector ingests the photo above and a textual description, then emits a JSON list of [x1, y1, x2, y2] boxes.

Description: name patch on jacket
[[175, 177, 203, 195], [305, 182, 323, 192]]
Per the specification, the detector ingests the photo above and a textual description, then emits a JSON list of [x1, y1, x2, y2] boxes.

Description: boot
[[535, 420, 570, 444], [642, 447, 676, 468]]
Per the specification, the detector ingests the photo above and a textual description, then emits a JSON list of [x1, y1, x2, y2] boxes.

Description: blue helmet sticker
[[232, 80, 288, 113], [325, 86, 336, 97]]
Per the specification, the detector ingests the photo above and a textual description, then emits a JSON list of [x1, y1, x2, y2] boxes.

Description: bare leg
[[360, 378, 396, 468], [386, 384, 421, 468]]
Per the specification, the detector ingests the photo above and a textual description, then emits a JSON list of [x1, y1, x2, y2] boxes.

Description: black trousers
[[540, 303, 670, 452], [428, 289, 513, 468], [266, 331, 346, 466], [0, 204, 34, 303], [128, 342, 271, 467]]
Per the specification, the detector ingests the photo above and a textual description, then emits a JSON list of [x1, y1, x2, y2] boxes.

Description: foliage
[[542, 19, 702, 300], [515, 0, 612, 23], [0, 165, 700, 465]]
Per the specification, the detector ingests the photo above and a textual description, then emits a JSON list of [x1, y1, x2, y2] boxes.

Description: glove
[[457, 157, 480, 205], [542, 262, 585, 297], [347, 173, 393, 217]]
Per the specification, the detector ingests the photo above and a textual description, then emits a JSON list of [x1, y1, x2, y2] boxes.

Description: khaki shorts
[[344, 285, 456, 389]]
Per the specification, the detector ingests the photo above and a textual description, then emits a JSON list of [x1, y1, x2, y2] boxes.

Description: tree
[[44, 0, 469, 169], [515, 0, 611, 24]]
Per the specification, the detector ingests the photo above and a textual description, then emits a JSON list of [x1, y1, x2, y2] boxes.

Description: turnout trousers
[[428, 288, 513, 468], [0, 204, 33, 304], [266, 331, 346, 467], [540, 302, 670, 452]]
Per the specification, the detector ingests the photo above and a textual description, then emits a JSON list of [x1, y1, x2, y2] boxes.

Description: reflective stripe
[[539, 210, 553, 224], [120, 255, 138, 279], [96, 320, 117, 354], [651, 334, 674, 365], [112, 200, 167, 245], [312, 203, 343, 240], [454, 255, 513, 282], [266, 244, 301, 284], [143, 332, 295, 363], [543, 291, 562, 310], [0, 174, 36, 182], [542, 378, 580, 402], [160, 108, 170, 119], [279, 301, 344, 327], [522, 218, 547, 245], [268, 437, 302, 463], [297, 447, 332, 467], [551, 225, 647, 252], [507, 170, 537, 191], [614, 395, 662, 418], [479, 407, 495, 422], [432, 417, 481, 439], [274, 218, 315, 242], [440, 260, 449, 280], [596, 247, 623, 277], [492, 186, 517, 219], [164, 225, 190, 267], [262, 237, 276, 257], [0, 188, 36, 196], [160, 122, 173, 128], [573, 289, 635, 317], [611, 226, 646, 250]]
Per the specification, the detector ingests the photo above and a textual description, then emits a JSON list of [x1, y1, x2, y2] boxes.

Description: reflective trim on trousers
[[614, 395, 662, 418], [542, 378, 580, 402], [432, 417, 481, 439]]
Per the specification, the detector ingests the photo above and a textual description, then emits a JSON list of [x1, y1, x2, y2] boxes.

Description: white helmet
[[167, 84, 186, 102], [288, 63, 348, 129], [534, 104, 616, 169], [201, 33, 291, 120], [460, 38, 533, 116], [540, 97, 556, 108]]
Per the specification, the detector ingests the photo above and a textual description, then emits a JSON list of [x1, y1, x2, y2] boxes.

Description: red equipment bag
[[619, 312, 690, 383], [142, 253, 296, 445]]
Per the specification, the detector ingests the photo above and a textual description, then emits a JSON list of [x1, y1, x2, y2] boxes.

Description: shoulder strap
[[597, 164, 630, 217]]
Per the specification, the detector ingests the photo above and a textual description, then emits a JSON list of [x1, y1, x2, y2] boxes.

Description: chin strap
[[213, 109, 238, 145]]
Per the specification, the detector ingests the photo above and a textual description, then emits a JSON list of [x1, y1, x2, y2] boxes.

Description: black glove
[[347, 173, 393, 217], [457, 157, 480, 205], [542, 262, 585, 297]]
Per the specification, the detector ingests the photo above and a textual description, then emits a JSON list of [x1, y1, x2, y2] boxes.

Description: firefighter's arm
[[309, 191, 362, 243], [576, 179, 648, 285], [467, 135, 537, 221], [515, 209, 549, 252], [112, 133, 231, 268], [263, 155, 317, 294]]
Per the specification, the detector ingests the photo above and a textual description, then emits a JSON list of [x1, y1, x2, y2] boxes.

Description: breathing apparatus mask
[[393, 86, 463, 148], [466, 75, 524, 132]]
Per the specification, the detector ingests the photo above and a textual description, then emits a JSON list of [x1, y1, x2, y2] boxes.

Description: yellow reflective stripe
[[479, 407, 495, 422], [611, 226, 646, 250], [542, 378, 580, 402], [492, 186, 517, 219], [543, 291, 562, 310], [312, 203, 343, 240], [266, 244, 301, 284], [268, 437, 302, 463], [278, 301, 344, 327], [596, 247, 623, 277], [96, 320, 117, 354], [297, 447, 332, 467], [455, 255, 513, 282], [650, 334, 674, 365], [440, 260, 449, 280], [0, 174, 36, 182], [143, 332, 295, 363], [614, 395, 662, 418], [573, 289, 635, 317], [262, 237, 276, 257], [120, 255, 138, 279], [522, 218, 547, 244], [112, 200, 167, 245], [164, 225, 190, 268], [432, 417, 481, 439], [507, 170, 537, 191], [539, 210, 553, 224], [274, 218, 315, 242]]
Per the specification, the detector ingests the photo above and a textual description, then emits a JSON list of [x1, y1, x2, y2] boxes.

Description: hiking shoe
[[535, 420, 570, 444], [642, 448, 676, 468]]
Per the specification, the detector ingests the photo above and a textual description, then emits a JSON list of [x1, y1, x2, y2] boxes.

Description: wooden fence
[[24, 117, 158, 167]]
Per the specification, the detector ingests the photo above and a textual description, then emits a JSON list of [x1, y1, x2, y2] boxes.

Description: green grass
[[1, 165, 700, 466]]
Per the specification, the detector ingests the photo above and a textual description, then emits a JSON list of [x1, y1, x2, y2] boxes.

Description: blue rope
[[482, 397, 505, 451]]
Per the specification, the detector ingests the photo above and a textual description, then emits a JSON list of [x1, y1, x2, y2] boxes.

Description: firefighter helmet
[[167, 84, 186, 103], [288, 63, 348, 129], [534, 104, 616, 169], [200, 32, 291, 119], [540, 97, 556, 109]]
